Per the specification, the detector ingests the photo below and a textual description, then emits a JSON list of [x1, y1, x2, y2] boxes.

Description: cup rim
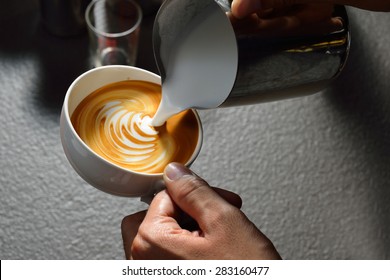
[[85, 0, 143, 38], [63, 65, 203, 178]]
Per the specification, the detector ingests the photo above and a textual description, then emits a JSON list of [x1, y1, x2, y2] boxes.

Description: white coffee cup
[[60, 65, 203, 198]]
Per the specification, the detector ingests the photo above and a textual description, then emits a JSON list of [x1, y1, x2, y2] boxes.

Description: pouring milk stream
[[148, 0, 350, 126], [150, 1, 238, 126]]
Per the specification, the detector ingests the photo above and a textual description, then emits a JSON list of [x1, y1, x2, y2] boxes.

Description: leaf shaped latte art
[[71, 80, 199, 174]]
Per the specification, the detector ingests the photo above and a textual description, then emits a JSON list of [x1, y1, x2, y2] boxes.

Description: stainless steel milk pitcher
[[153, 0, 350, 107]]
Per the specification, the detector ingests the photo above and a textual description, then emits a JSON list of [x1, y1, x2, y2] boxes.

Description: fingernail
[[164, 162, 192, 181]]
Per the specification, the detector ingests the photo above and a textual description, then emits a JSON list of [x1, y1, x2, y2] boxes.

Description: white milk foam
[[72, 80, 200, 174], [151, 4, 238, 126], [99, 102, 160, 163]]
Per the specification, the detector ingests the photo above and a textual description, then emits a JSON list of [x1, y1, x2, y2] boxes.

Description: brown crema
[[71, 80, 199, 174]]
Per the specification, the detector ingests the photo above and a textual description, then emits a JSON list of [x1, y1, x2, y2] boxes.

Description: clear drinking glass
[[85, 0, 142, 67]]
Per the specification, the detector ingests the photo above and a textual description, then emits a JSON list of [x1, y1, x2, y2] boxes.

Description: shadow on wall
[[0, 0, 158, 119], [0, 0, 90, 117], [326, 11, 390, 259], [32, 26, 90, 113]]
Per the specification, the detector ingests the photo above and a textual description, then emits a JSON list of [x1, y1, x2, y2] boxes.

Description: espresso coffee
[[71, 80, 199, 174]]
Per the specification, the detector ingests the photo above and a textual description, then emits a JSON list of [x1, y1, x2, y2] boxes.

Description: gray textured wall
[[1, 2, 389, 259]]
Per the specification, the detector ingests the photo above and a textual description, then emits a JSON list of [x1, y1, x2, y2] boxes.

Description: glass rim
[[85, 0, 143, 38]]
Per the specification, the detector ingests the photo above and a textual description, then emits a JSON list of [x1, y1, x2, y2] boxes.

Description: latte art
[[71, 80, 199, 174]]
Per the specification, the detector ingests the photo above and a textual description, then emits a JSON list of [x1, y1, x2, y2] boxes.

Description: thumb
[[231, 0, 290, 18], [231, 0, 334, 18], [232, 0, 390, 19], [163, 163, 238, 235]]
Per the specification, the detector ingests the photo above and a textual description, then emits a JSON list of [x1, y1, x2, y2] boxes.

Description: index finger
[[143, 189, 182, 231], [163, 163, 238, 235]]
